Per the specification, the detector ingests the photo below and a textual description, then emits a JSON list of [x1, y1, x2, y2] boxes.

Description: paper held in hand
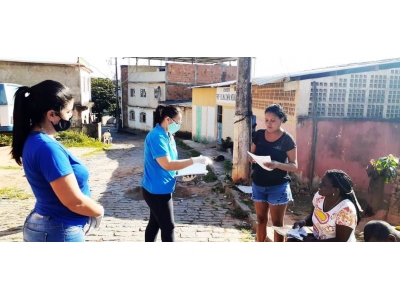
[[247, 151, 273, 171], [175, 163, 208, 177]]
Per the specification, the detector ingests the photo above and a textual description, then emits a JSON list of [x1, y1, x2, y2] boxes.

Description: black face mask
[[52, 116, 72, 132]]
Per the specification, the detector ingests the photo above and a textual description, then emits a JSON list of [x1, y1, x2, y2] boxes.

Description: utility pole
[[232, 57, 252, 183], [115, 57, 120, 132]]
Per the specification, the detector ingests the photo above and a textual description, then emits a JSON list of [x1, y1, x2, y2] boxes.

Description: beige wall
[[0, 60, 92, 128]]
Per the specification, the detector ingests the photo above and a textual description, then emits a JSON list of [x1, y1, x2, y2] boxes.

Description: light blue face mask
[[168, 120, 181, 134]]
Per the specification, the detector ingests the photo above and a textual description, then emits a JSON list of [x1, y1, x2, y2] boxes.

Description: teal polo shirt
[[141, 124, 179, 194]]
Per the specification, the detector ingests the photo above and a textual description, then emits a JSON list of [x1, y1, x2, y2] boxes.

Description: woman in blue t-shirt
[[249, 104, 298, 242], [141, 105, 212, 242], [11, 80, 104, 242]]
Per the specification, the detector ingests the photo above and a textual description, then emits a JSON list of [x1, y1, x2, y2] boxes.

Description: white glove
[[191, 155, 212, 166], [85, 208, 104, 236], [182, 174, 197, 182]]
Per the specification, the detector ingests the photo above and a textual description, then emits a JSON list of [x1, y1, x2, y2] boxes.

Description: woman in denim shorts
[[249, 104, 298, 242]]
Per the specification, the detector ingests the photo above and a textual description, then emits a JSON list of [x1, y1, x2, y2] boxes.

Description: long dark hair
[[11, 80, 74, 165], [265, 104, 288, 123], [153, 105, 181, 127], [325, 169, 362, 225]]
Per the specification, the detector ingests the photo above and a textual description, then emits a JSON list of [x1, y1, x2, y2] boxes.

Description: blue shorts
[[251, 182, 293, 206]]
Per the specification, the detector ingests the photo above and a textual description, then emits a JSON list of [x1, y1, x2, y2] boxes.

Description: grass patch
[[234, 225, 254, 242], [189, 150, 201, 157], [0, 187, 33, 200], [175, 139, 193, 150], [56, 131, 110, 148], [223, 160, 233, 173], [0, 166, 21, 170], [0, 134, 12, 146], [81, 148, 106, 158], [202, 165, 218, 182]]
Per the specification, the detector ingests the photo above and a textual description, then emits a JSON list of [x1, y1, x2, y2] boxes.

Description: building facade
[[192, 58, 400, 221], [0, 58, 93, 128], [120, 61, 237, 137]]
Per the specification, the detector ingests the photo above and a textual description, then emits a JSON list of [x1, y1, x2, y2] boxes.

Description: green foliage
[[203, 165, 218, 182], [56, 131, 109, 148], [0, 166, 21, 170], [189, 150, 201, 157], [91, 78, 117, 117], [175, 139, 193, 150], [0, 134, 12, 146], [0, 187, 32, 200], [369, 154, 399, 183], [223, 160, 233, 173]]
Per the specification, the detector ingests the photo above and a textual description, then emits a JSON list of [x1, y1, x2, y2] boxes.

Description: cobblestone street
[[0, 128, 254, 242]]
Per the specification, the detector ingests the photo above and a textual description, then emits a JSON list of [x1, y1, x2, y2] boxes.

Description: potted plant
[[366, 154, 399, 184], [365, 154, 399, 216]]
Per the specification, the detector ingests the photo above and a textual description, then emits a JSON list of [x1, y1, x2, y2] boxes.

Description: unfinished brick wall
[[387, 167, 400, 224], [252, 83, 296, 117], [121, 65, 129, 128], [166, 63, 237, 100]]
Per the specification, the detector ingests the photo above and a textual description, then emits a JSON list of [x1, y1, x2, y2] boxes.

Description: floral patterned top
[[311, 192, 357, 242]]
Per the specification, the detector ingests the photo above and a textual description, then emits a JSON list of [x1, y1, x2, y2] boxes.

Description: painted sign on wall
[[216, 87, 236, 105]]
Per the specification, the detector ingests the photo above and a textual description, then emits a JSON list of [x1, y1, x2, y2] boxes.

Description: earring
[[333, 193, 335, 196]]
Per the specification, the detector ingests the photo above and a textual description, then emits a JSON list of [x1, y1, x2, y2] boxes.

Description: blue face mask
[[168, 120, 181, 134]]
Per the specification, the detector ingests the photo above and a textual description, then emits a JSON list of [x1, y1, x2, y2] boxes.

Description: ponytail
[[154, 105, 165, 127], [10, 80, 74, 166], [11, 86, 32, 165], [153, 105, 181, 127]]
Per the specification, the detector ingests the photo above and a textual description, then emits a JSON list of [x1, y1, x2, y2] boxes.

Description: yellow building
[[191, 77, 298, 144]]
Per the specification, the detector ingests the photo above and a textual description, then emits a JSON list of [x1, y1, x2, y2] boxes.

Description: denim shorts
[[23, 211, 85, 242], [251, 182, 293, 205]]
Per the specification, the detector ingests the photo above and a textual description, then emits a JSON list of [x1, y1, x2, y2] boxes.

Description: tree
[[91, 78, 117, 118]]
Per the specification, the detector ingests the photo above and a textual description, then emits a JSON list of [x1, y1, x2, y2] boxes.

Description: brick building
[[120, 57, 237, 137]]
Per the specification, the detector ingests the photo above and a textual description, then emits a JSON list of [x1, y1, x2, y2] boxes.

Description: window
[[130, 88, 135, 97], [140, 89, 146, 97], [129, 110, 135, 121], [217, 105, 222, 123], [140, 112, 146, 123]]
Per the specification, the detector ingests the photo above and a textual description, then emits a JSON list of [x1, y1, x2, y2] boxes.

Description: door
[[217, 105, 222, 143]]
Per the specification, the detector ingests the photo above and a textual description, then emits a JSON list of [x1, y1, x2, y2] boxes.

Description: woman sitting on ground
[[290, 169, 363, 242]]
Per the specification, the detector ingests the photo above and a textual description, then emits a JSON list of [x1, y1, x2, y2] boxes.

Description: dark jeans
[[142, 187, 175, 242]]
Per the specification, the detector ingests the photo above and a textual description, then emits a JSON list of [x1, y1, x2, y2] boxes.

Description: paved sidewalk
[[0, 128, 254, 242]]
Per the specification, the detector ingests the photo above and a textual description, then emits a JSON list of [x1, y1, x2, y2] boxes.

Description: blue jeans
[[23, 211, 85, 242]]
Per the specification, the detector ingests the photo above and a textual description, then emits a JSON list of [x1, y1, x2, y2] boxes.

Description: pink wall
[[296, 119, 400, 198]]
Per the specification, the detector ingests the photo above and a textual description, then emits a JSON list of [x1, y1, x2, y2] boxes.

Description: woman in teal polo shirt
[[141, 105, 212, 242]]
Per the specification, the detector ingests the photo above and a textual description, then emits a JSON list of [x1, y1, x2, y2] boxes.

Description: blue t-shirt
[[22, 132, 90, 225], [141, 124, 179, 194]]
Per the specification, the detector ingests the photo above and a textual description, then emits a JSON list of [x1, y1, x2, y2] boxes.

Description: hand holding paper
[[176, 163, 208, 177], [247, 151, 273, 171]]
